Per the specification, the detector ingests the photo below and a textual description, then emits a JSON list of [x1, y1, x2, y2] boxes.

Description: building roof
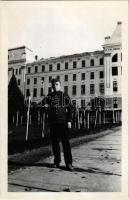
[[8, 45, 33, 52]]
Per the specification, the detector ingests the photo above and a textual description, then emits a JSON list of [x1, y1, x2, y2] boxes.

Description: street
[[8, 127, 121, 192]]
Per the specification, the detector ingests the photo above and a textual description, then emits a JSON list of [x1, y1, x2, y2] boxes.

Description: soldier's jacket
[[40, 91, 72, 125]]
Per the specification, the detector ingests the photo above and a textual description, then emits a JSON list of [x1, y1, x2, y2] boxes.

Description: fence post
[[42, 113, 45, 138], [87, 111, 89, 129], [95, 110, 97, 127], [16, 111, 19, 127], [21, 115, 23, 125], [103, 111, 105, 125]]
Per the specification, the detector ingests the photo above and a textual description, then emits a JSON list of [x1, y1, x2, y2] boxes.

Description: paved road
[[8, 127, 121, 192]]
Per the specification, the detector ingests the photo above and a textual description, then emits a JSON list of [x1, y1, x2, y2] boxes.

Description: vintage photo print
[[0, 1, 128, 200]]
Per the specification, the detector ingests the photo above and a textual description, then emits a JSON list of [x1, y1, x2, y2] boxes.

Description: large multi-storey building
[[8, 22, 122, 109], [25, 22, 122, 109], [8, 46, 36, 95]]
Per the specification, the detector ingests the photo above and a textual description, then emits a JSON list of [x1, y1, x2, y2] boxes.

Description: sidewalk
[[8, 126, 120, 165], [8, 127, 121, 192]]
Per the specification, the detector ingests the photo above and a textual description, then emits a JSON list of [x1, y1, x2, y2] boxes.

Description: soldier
[[41, 78, 74, 171]]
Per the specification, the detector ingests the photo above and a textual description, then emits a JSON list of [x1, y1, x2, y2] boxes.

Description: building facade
[[8, 22, 122, 109], [8, 46, 36, 95]]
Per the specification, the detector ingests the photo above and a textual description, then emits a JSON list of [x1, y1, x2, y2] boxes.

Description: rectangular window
[[81, 100, 85, 108], [35, 66, 38, 73], [90, 72, 94, 79], [113, 81, 118, 92], [65, 62, 68, 70], [57, 63, 60, 70], [49, 64, 52, 71], [42, 65, 45, 72], [65, 74, 68, 82], [82, 60, 85, 68], [112, 67, 118, 76], [100, 71, 104, 79], [99, 83, 104, 94], [17, 79, 20, 85], [33, 88, 37, 97], [57, 75, 60, 80], [81, 73, 85, 80], [90, 84, 95, 94], [28, 67, 31, 74], [73, 74, 76, 81], [27, 78, 30, 85], [26, 89, 30, 97], [64, 86, 68, 94], [16, 69, 18, 75], [81, 85, 85, 95], [34, 78, 37, 84], [49, 76, 52, 83], [19, 68, 21, 74], [72, 85, 76, 95], [100, 58, 104, 65], [40, 88, 44, 96], [73, 61, 77, 68], [41, 77, 44, 82], [90, 59, 94, 66]]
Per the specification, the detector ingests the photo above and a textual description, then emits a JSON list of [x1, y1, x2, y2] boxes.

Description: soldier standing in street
[[41, 78, 74, 171]]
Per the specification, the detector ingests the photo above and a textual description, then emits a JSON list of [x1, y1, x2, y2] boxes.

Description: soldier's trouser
[[50, 123, 72, 166]]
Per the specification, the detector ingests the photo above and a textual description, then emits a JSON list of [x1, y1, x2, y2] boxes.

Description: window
[[57, 63, 60, 70], [41, 77, 44, 83], [16, 69, 18, 75], [100, 71, 104, 79], [17, 79, 20, 85], [99, 83, 104, 94], [28, 67, 31, 74], [19, 68, 21, 74], [49, 76, 52, 83], [113, 81, 118, 92], [57, 75, 60, 80], [73, 74, 76, 81], [35, 66, 38, 73], [82, 60, 85, 68], [65, 75, 68, 82], [33, 88, 37, 97], [34, 78, 37, 84], [73, 61, 77, 68], [26, 89, 30, 97], [113, 97, 118, 108], [27, 78, 30, 85], [90, 72, 94, 79], [65, 62, 68, 70], [90, 84, 95, 94], [42, 65, 45, 72], [81, 73, 85, 80], [112, 67, 118, 76], [90, 59, 94, 66], [81, 100, 85, 108], [64, 86, 68, 94], [100, 58, 104, 65], [49, 64, 52, 71], [40, 88, 44, 96], [72, 85, 76, 95], [81, 85, 85, 95], [112, 54, 118, 62]]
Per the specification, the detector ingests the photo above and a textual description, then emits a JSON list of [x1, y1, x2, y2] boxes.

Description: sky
[[7, 1, 127, 59]]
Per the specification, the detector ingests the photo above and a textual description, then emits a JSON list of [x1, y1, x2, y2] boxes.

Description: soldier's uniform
[[41, 89, 73, 168]]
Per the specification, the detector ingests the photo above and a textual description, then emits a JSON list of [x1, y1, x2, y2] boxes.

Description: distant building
[[8, 46, 36, 95], [8, 22, 122, 109]]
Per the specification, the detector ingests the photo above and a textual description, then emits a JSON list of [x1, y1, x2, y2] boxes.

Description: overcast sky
[[7, 1, 127, 59]]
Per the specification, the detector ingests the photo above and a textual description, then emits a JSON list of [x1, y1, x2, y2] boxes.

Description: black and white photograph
[[0, 1, 128, 199]]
